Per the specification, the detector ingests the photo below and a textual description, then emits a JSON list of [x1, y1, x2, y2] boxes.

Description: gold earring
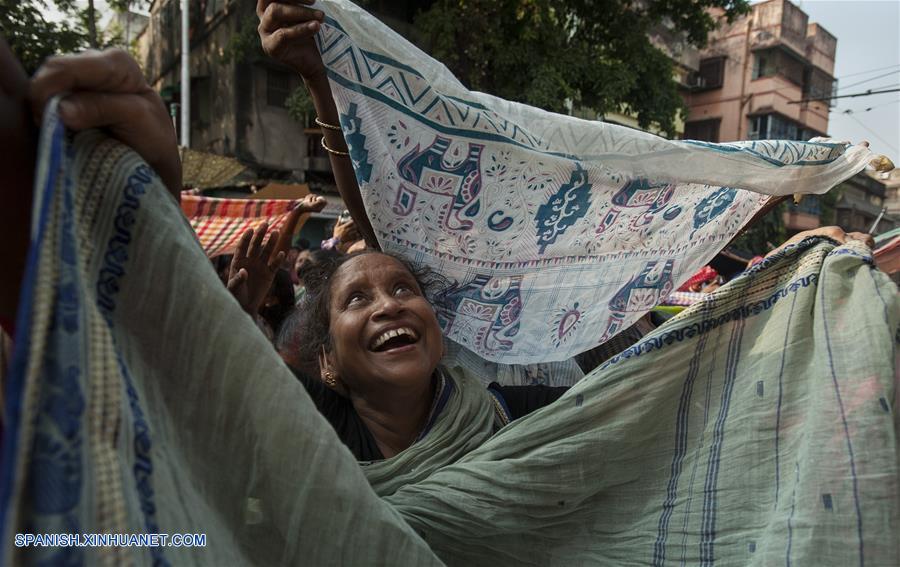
[[324, 371, 337, 387]]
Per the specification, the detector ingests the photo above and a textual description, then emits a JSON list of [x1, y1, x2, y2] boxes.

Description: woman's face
[[324, 253, 443, 394]]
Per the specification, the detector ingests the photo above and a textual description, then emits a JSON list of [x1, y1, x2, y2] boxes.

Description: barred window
[[266, 69, 291, 108]]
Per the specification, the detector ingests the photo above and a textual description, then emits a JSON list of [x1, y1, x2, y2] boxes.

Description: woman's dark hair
[[296, 248, 339, 281], [282, 250, 447, 377]]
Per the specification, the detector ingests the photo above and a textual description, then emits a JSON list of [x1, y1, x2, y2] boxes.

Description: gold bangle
[[320, 136, 350, 156], [315, 117, 342, 131]]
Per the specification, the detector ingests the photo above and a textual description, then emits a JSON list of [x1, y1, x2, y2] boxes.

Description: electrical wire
[[838, 63, 900, 80], [839, 70, 900, 91], [845, 114, 899, 155], [839, 98, 900, 115]]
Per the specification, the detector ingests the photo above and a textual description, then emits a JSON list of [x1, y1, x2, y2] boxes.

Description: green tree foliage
[[286, 87, 315, 125], [0, 0, 87, 73], [415, 0, 750, 135], [1, 0, 151, 74], [222, 16, 263, 64]]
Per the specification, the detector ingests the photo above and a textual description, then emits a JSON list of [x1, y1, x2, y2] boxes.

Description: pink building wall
[[683, 0, 835, 143]]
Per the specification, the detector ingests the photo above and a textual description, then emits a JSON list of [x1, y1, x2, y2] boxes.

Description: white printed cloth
[[316, 0, 876, 363]]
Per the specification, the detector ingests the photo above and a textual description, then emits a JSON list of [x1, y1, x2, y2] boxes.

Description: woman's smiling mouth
[[370, 326, 420, 352]]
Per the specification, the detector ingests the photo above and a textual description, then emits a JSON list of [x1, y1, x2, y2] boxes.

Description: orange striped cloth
[[181, 195, 302, 257]]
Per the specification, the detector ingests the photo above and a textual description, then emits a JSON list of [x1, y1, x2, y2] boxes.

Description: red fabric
[[677, 265, 719, 292], [875, 235, 900, 275]]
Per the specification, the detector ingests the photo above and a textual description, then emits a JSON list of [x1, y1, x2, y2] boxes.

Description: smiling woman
[[283, 250, 568, 461]]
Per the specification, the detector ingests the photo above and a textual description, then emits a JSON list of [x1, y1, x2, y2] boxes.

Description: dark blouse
[[290, 367, 568, 462]]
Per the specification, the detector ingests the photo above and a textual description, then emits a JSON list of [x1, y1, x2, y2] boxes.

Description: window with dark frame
[[752, 52, 774, 80], [697, 57, 725, 89], [190, 76, 211, 130], [266, 69, 291, 108], [683, 118, 721, 142]]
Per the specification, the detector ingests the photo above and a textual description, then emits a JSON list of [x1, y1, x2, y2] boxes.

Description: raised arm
[[257, 0, 379, 249]]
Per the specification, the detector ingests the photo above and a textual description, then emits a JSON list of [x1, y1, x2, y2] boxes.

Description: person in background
[[286, 238, 310, 285], [259, 269, 296, 335], [294, 248, 339, 303], [321, 212, 363, 254], [293, 247, 313, 298]]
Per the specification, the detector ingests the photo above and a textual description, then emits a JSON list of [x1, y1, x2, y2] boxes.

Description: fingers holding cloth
[[28, 49, 182, 200], [257, 0, 326, 78], [766, 226, 876, 259]]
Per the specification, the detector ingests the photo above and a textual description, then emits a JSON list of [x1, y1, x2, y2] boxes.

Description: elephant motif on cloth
[[600, 259, 675, 342], [436, 274, 523, 355], [596, 179, 677, 235], [397, 135, 485, 231]]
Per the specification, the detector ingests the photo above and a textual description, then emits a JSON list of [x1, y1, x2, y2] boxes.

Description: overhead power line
[[839, 70, 900, 92], [845, 114, 898, 155], [839, 99, 900, 115], [838, 63, 900, 80], [789, 87, 900, 105]]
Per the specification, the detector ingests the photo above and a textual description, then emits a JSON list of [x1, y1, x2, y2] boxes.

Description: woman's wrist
[[302, 71, 330, 91]]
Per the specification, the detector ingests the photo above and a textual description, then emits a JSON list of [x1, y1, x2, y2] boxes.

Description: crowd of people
[[0, 0, 895, 564]]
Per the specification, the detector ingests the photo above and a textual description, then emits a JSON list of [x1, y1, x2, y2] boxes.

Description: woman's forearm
[[303, 74, 379, 249]]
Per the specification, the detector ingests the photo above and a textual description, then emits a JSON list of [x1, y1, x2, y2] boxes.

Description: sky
[[764, 0, 900, 163]]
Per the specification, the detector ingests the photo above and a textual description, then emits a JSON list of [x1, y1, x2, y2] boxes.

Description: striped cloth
[[662, 291, 709, 306], [180, 195, 303, 257]]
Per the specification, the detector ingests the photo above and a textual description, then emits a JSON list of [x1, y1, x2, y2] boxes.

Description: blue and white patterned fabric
[[315, 0, 878, 364]]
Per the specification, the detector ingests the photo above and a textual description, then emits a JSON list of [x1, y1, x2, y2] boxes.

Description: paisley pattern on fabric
[[318, 1, 872, 363]]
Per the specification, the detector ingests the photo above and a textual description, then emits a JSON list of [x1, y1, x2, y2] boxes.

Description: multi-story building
[[683, 0, 835, 144], [833, 172, 896, 234], [136, 0, 312, 179], [682, 0, 840, 235], [134, 0, 437, 239]]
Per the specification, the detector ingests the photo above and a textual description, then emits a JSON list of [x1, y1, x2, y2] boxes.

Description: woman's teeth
[[371, 327, 418, 350]]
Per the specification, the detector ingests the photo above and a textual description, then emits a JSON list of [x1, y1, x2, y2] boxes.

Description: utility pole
[[180, 0, 190, 147]]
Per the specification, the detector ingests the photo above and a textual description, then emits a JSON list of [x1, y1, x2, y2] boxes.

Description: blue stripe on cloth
[[652, 303, 712, 566], [94, 163, 169, 566], [678, 328, 721, 564], [0, 109, 66, 541], [681, 140, 845, 167], [417, 372, 456, 441], [699, 303, 746, 566], [487, 388, 513, 424], [819, 259, 865, 566], [786, 462, 800, 566], [775, 291, 800, 506]]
